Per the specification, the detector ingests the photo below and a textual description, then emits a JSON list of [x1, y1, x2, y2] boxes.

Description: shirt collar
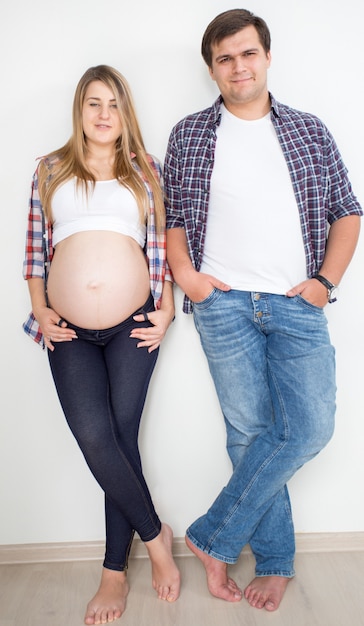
[[210, 95, 224, 126], [212, 92, 281, 124], [269, 93, 281, 118]]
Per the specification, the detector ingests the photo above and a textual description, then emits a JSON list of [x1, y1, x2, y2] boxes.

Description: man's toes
[[264, 598, 277, 611]]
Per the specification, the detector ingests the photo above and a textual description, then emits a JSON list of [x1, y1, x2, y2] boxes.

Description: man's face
[[209, 25, 271, 117]]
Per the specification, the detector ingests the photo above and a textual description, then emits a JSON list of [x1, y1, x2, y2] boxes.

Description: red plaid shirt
[[23, 154, 171, 347]]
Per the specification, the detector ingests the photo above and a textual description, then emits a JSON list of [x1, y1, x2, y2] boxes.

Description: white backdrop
[[1, 0, 363, 546]]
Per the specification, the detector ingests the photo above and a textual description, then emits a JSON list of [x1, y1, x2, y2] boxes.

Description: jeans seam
[[204, 438, 288, 558]]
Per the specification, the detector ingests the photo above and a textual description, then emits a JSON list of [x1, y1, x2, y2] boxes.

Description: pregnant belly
[[47, 231, 150, 329]]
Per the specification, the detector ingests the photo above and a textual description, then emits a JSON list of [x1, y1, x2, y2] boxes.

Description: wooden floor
[[1, 550, 364, 626]]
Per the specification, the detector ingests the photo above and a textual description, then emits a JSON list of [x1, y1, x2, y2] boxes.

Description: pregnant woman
[[23, 65, 180, 625]]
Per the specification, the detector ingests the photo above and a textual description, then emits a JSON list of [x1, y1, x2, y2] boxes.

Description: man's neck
[[223, 93, 271, 120]]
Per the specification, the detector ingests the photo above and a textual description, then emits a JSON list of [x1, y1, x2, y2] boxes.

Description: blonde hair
[[38, 65, 165, 230]]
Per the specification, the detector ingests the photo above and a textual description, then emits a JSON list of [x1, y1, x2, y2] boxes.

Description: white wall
[[1, 0, 363, 546]]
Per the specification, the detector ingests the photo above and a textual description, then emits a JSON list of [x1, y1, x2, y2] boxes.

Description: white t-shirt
[[52, 178, 146, 247], [200, 105, 307, 294]]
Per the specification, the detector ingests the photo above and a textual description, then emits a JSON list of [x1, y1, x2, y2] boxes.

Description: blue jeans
[[48, 294, 161, 571], [188, 290, 336, 577]]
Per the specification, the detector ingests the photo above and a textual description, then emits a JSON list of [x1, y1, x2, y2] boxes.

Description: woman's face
[[82, 80, 122, 150]]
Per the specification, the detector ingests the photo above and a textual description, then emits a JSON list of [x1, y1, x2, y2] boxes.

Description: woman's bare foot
[[185, 534, 242, 602], [244, 575, 290, 611], [84, 568, 129, 625], [145, 523, 181, 602]]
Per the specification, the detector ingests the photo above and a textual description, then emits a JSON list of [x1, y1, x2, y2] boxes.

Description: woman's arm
[[27, 278, 77, 351]]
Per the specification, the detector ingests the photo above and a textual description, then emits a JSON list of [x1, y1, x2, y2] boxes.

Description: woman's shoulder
[[132, 151, 161, 167], [32, 154, 66, 195], [37, 153, 61, 173], [145, 153, 162, 177], [131, 152, 162, 181], [145, 152, 160, 165]]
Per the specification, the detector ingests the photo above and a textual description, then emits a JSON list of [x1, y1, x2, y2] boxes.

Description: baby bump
[[47, 231, 150, 329]]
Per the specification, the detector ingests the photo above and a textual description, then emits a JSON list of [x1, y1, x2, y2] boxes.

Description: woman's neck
[[86, 147, 116, 181]]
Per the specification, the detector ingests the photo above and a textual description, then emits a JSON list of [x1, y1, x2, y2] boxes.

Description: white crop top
[[51, 178, 146, 247]]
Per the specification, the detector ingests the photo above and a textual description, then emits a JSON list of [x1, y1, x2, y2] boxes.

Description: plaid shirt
[[164, 94, 363, 313], [23, 154, 171, 347]]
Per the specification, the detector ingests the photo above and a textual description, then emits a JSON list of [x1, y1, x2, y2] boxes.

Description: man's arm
[[287, 215, 361, 305], [318, 215, 361, 285], [167, 227, 230, 303]]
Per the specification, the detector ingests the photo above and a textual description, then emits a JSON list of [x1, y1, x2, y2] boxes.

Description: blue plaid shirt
[[23, 154, 171, 347], [164, 94, 362, 313]]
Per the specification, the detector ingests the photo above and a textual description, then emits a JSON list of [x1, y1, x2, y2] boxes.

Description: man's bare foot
[[185, 534, 242, 602], [145, 523, 181, 602], [84, 568, 129, 625], [244, 575, 290, 611]]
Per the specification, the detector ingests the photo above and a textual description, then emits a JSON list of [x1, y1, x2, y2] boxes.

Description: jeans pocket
[[294, 294, 324, 313], [193, 287, 223, 310]]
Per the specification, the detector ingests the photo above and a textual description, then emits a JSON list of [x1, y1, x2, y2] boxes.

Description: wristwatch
[[313, 274, 338, 303]]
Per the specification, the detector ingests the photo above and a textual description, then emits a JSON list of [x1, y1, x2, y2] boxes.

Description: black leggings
[[48, 294, 161, 570]]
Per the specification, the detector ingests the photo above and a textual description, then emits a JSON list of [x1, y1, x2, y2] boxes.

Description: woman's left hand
[[130, 308, 174, 352]]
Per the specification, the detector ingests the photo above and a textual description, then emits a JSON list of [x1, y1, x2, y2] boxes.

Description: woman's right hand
[[34, 305, 78, 351]]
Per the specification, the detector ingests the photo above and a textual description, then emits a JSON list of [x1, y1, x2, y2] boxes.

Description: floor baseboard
[[1, 532, 363, 565]]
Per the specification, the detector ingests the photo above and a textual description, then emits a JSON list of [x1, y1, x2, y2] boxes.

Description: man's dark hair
[[201, 8, 271, 67]]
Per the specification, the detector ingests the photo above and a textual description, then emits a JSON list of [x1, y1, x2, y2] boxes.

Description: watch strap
[[313, 274, 337, 303], [314, 274, 335, 290]]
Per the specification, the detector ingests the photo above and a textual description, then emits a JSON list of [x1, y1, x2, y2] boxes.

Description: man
[[164, 8, 362, 612]]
